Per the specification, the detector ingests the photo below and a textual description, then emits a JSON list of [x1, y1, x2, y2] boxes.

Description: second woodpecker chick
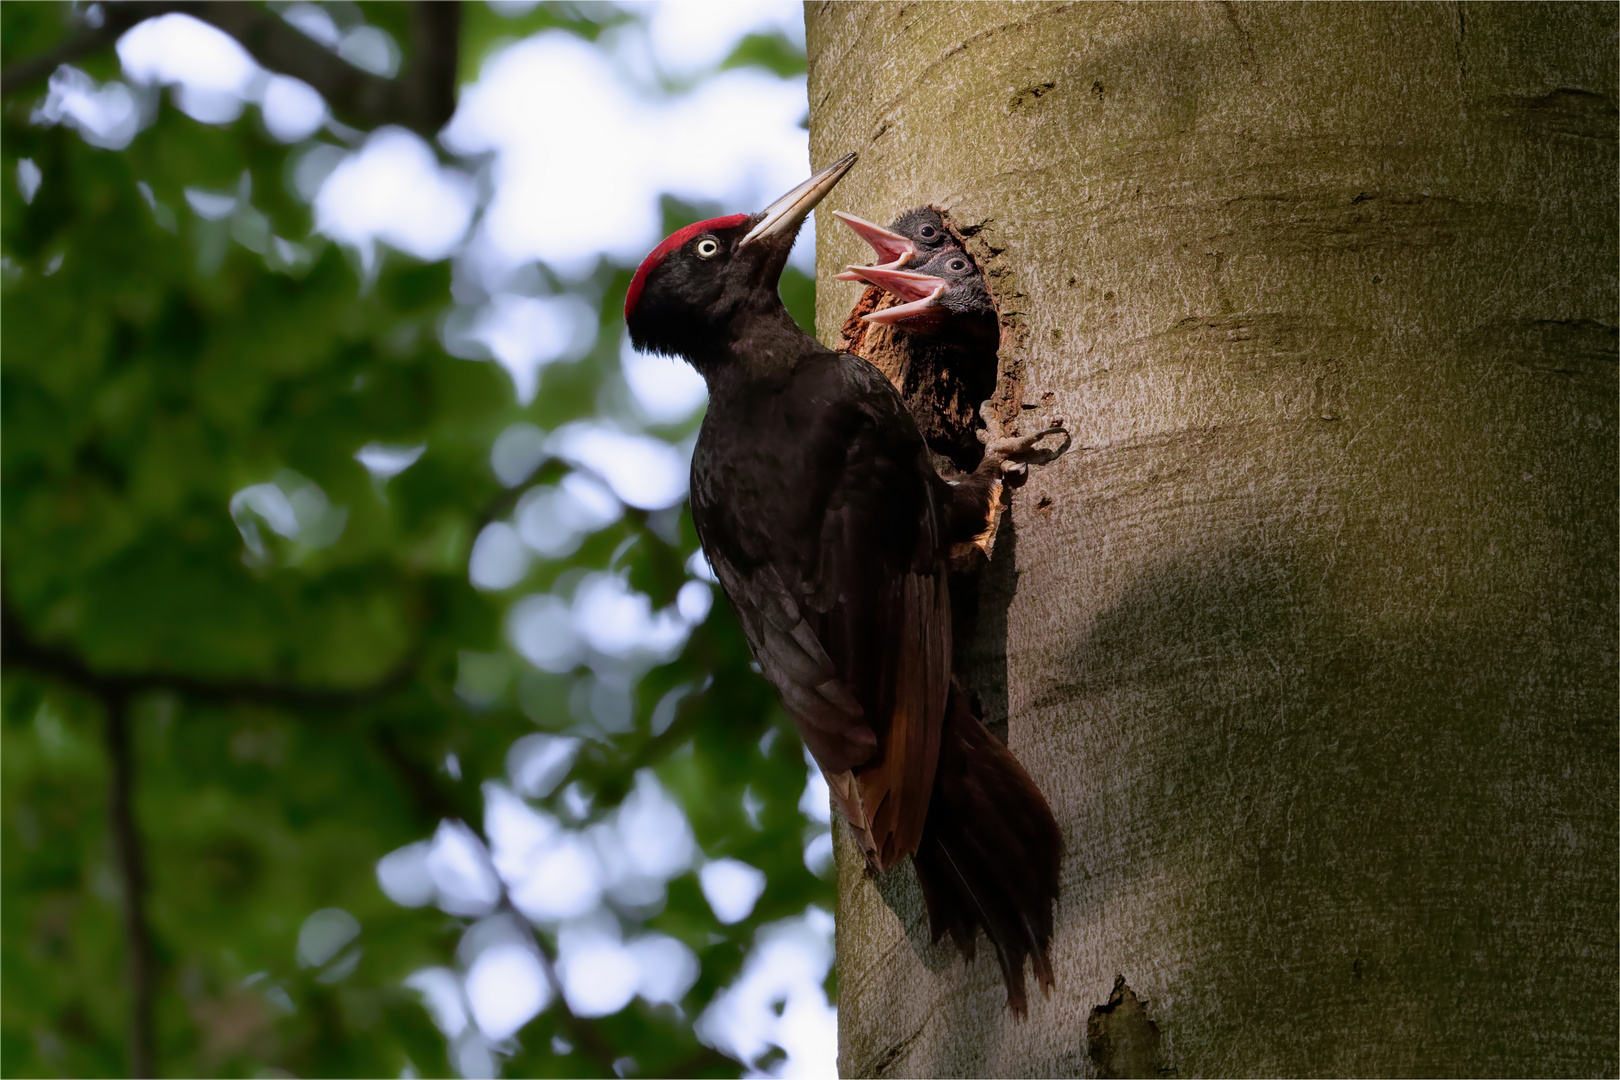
[[844, 248, 999, 345]]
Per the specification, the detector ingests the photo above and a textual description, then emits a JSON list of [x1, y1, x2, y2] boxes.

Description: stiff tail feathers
[[911, 683, 1062, 1016]]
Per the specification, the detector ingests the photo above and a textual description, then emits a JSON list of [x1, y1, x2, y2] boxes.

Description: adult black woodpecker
[[624, 154, 1063, 1014]]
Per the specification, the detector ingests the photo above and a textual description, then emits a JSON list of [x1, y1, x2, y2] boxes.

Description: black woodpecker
[[624, 156, 1063, 1013]]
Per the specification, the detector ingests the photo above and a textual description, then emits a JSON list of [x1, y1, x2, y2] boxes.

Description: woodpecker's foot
[[977, 401, 1071, 480]]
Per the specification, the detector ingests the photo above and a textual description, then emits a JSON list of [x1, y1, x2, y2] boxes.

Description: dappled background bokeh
[[2, 3, 838, 1076]]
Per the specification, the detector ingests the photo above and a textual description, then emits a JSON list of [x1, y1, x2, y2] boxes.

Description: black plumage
[[624, 155, 1062, 1013]]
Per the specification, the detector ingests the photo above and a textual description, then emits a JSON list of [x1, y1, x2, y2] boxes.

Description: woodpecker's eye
[[918, 225, 938, 239], [948, 258, 968, 272], [694, 237, 721, 259]]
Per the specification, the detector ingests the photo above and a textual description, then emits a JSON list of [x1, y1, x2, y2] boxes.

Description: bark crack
[[868, 1007, 934, 1077], [867, 3, 1078, 140], [1217, 0, 1263, 84], [1454, 1, 1470, 99]]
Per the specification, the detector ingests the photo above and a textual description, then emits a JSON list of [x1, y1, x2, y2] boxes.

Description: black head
[[625, 154, 857, 367], [624, 213, 762, 361]]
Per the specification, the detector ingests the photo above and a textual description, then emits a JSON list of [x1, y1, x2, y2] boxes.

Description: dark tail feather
[[912, 682, 1062, 1016]]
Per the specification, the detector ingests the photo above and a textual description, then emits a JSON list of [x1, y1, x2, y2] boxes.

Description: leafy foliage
[[1, 4, 828, 1077]]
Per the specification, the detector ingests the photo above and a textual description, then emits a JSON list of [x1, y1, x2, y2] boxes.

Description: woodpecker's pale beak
[[842, 264, 948, 325], [832, 211, 916, 274], [739, 152, 858, 249]]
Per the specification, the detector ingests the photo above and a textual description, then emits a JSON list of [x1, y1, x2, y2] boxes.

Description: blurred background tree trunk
[[807, 3, 1616, 1075]]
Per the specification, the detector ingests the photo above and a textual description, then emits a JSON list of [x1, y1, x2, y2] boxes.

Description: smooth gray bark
[[806, 3, 1617, 1076]]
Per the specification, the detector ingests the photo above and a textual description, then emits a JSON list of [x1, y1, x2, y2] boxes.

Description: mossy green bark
[[806, 3, 1617, 1075]]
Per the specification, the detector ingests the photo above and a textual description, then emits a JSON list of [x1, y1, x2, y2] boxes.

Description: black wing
[[693, 353, 952, 869]]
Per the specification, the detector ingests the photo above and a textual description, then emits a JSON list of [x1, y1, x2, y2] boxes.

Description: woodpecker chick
[[842, 249, 1001, 354], [845, 248, 997, 340], [833, 206, 960, 278]]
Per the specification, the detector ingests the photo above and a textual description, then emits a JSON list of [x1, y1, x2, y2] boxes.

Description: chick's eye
[[919, 225, 937, 239], [695, 237, 720, 258], [949, 258, 967, 272]]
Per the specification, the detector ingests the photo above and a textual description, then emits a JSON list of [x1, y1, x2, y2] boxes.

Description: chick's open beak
[[832, 211, 916, 273], [840, 264, 949, 326]]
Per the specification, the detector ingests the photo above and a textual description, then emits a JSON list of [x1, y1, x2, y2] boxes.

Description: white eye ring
[[695, 237, 720, 258]]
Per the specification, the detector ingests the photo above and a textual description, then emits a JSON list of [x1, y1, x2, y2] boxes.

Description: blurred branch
[[0, 6, 150, 99], [181, 0, 462, 135], [0, 591, 420, 709], [512, 899, 742, 1080], [0, 590, 464, 821], [1, 2, 462, 137], [667, 1044, 747, 1079], [104, 691, 157, 1080], [370, 725, 465, 823], [514, 893, 740, 1076], [516, 910, 623, 1078], [399, 2, 461, 136]]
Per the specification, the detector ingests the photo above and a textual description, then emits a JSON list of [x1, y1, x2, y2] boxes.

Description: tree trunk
[[806, 3, 1617, 1076]]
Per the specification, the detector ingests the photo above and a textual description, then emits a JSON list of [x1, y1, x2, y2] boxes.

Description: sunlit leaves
[[3, 3, 831, 1076]]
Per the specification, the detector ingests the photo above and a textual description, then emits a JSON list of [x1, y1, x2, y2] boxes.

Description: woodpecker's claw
[[985, 425, 1070, 462], [977, 401, 1071, 477]]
